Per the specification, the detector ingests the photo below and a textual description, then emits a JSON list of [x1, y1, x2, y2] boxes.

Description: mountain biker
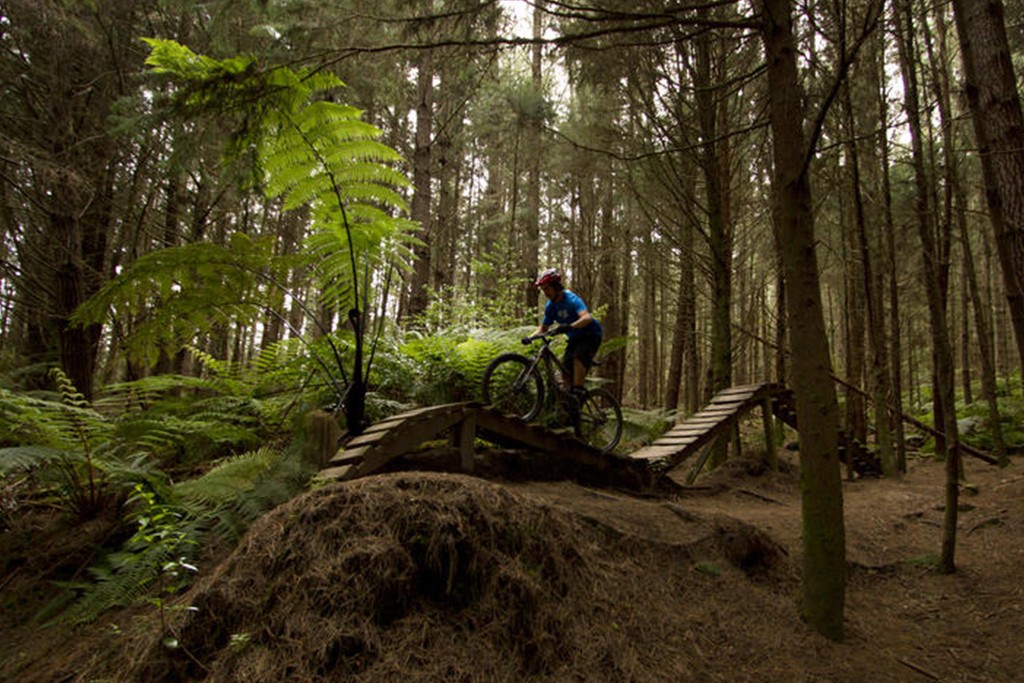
[[526, 268, 603, 398]]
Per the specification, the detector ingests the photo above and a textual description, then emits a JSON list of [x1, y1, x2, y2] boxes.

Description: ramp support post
[[762, 397, 778, 471], [453, 412, 477, 473]]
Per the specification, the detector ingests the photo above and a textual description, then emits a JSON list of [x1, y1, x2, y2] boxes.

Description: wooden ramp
[[320, 403, 478, 482], [320, 402, 651, 489], [317, 382, 887, 490], [629, 383, 781, 481], [771, 389, 882, 476]]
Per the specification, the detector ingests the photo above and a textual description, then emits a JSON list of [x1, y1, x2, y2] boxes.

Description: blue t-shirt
[[543, 290, 603, 338]]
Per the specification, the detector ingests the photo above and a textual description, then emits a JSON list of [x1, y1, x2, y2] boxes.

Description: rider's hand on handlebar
[[521, 336, 533, 345]]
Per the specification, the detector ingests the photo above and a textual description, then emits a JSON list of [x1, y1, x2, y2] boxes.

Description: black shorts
[[563, 331, 602, 370]]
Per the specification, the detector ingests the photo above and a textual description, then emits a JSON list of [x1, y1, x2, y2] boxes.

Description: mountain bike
[[481, 329, 623, 453]]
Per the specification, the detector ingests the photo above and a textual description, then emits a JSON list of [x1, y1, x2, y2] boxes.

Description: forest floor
[[1, 445, 1022, 682]]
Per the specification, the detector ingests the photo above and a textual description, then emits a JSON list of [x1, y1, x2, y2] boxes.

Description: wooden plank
[[665, 422, 724, 434], [686, 412, 734, 421], [651, 436, 699, 447], [706, 397, 748, 408], [708, 384, 777, 404], [474, 409, 609, 469], [630, 445, 688, 461], [360, 403, 469, 436], [361, 415, 407, 435], [677, 416, 732, 428], [708, 386, 760, 400], [326, 445, 371, 467], [346, 430, 389, 447], [318, 463, 358, 481], [328, 452, 366, 468], [701, 405, 745, 417], [688, 412, 737, 422]]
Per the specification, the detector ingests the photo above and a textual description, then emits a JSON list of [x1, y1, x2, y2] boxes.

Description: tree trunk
[[760, 0, 846, 640], [952, 0, 1024, 376], [841, 77, 896, 475], [405, 47, 435, 320], [895, 0, 961, 573], [877, 64, 909, 473], [523, 0, 544, 310], [695, 19, 734, 467], [665, 215, 697, 413]]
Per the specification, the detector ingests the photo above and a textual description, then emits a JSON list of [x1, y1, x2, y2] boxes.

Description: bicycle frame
[[522, 332, 574, 398]]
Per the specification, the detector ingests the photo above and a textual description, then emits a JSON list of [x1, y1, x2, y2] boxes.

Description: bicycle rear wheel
[[575, 388, 623, 452], [482, 353, 544, 421]]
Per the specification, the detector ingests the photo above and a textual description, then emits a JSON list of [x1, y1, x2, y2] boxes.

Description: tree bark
[[760, 0, 846, 640], [523, 0, 544, 310], [405, 47, 435, 320], [895, 0, 961, 573], [952, 0, 1024, 376]]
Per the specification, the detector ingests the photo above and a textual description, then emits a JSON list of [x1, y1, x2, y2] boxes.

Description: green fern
[[0, 371, 127, 517], [173, 446, 282, 508], [56, 484, 200, 625], [55, 444, 312, 625], [74, 41, 419, 431], [71, 235, 272, 366], [141, 37, 419, 319]]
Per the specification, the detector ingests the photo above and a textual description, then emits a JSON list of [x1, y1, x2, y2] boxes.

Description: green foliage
[[905, 553, 940, 570], [171, 445, 294, 520], [908, 373, 1024, 456], [397, 332, 505, 406], [0, 369, 144, 518], [142, 38, 420, 314], [52, 443, 313, 625], [414, 267, 531, 335], [958, 392, 1024, 453], [77, 40, 418, 400], [57, 484, 200, 626], [0, 357, 295, 521], [95, 359, 284, 470], [73, 235, 271, 367], [618, 407, 675, 453]]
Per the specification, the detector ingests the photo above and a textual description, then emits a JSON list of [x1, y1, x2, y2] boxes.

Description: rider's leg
[[572, 358, 587, 388]]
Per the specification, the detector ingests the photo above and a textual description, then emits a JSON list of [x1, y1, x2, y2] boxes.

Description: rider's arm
[[567, 309, 593, 330]]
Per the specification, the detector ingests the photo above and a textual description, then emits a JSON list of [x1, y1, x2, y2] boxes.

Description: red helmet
[[533, 268, 561, 287]]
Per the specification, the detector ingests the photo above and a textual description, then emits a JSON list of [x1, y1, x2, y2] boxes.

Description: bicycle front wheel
[[482, 353, 545, 421], [576, 388, 623, 452]]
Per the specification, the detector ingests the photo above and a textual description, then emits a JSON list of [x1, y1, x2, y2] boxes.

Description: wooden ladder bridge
[[319, 382, 885, 490]]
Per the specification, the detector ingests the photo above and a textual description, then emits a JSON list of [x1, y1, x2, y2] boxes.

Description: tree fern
[[140, 39, 419, 317], [74, 40, 419, 433], [71, 235, 272, 367]]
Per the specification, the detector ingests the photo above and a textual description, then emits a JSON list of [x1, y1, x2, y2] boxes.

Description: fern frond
[[95, 374, 220, 415], [0, 386, 111, 451], [173, 446, 281, 508], [56, 548, 170, 624], [0, 445, 76, 474], [72, 237, 273, 366]]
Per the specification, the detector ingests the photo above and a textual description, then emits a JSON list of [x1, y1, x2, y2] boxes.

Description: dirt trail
[[1, 450, 1021, 682]]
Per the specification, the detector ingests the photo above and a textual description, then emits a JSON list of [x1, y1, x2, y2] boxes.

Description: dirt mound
[[7, 457, 1022, 682], [120, 472, 797, 683]]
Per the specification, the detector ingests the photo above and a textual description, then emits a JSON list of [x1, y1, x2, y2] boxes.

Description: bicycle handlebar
[[522, 328, 564, 345]]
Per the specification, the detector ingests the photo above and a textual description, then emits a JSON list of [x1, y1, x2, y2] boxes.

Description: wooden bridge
[[317, 382, 884, 490]]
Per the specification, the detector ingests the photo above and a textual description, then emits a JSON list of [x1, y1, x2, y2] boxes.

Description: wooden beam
[[453, 413, 477, 473], [762, 397, 777, 471]]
